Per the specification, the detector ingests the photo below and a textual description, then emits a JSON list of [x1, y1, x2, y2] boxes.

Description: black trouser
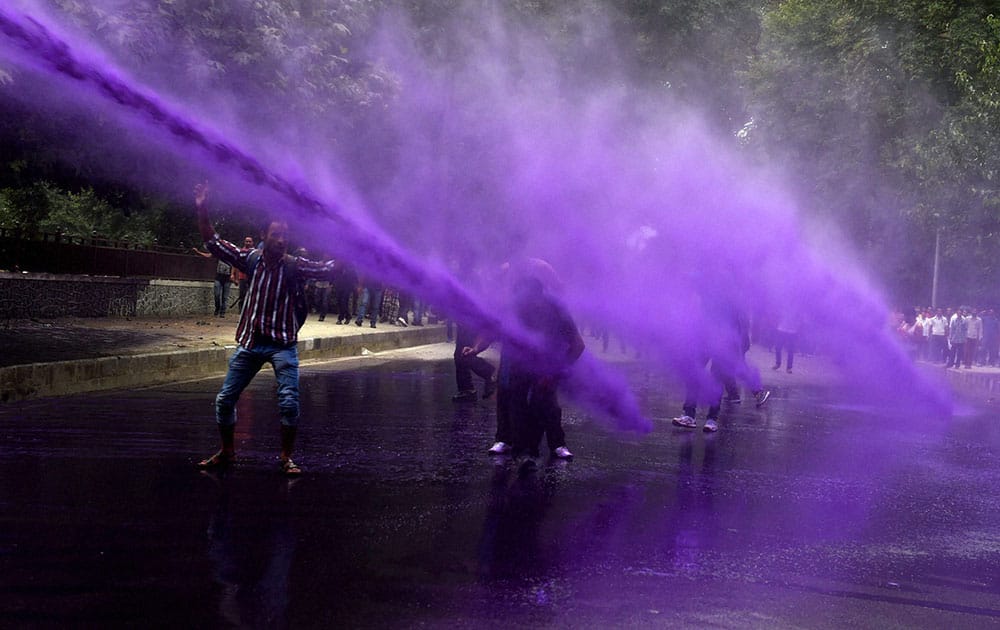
[[931, 335, 948, 362], [504, 368, 565, 458], [454, 325, 494, 391], [314, 286, 331, 319], [455, 351, 494, 392], [237, 279, 249, 312], [774, 330, 797, 369], [946, 342, 964, 367], [683, 355, 722, 420], [335, 285, 353, 321]]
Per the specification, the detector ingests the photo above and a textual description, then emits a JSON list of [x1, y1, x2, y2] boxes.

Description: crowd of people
[[895, 306, 1000, 368]]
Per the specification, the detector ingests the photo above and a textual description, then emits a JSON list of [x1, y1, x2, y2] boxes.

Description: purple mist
[[0, 4, 950, 428]]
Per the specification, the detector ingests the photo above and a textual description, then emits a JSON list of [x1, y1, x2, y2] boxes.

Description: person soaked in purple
[[193, 183, 336, 476]]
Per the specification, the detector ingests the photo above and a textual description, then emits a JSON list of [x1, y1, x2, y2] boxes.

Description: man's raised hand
[[194, 182, 210, 210]]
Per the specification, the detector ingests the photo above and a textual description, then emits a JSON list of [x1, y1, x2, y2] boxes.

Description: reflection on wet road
[[2, 348, 999, 627]]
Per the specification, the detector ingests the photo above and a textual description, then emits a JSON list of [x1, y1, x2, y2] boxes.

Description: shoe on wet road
[[197, 450, 235, 469], [488, 441, 511, 454], [672, 415, 697, 428], [703, 418, 718, 433], [754, 390, 771, 407], [452, 390, 477, 402], [553, 446, 574, 460]]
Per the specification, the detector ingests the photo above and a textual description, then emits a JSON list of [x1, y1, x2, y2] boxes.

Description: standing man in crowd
[[946, 307, 968, 369], [965, 308, 983, 368], [982, 309, 999, 366], [929, 308, 949, 363], [193, 183, 336, 476], [191, 246, 233, 317]]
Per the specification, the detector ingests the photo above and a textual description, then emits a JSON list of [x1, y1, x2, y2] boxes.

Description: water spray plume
[[0, 5, 653, 432]]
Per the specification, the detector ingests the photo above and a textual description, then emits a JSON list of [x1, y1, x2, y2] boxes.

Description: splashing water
[[0, 4, 952, 428]]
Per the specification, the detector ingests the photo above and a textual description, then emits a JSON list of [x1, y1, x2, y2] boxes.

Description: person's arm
[[462, 334, 495, 356], [565, 326, 585, 365], [195, 183, 215, 243], [190, 247, 213, 259], [293, 255, 337, 280], [195, 183, 244, 269]]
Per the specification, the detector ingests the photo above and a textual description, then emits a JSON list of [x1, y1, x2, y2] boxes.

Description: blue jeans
[[215, 341, 300, 427], [355, 287, 383, 323], [213, 276, 231, 316]]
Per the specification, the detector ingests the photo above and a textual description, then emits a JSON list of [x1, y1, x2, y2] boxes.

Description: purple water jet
[[0, 3, 952, 431]]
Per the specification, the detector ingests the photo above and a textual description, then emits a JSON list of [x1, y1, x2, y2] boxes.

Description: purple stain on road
[[0, 4, 950, 428]]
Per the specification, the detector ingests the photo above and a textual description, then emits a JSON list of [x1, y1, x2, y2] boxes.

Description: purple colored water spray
[[0, 4, 952, 425], [0, 5, 652, 431]]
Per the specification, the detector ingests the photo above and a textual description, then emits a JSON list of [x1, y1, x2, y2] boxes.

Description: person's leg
[[519, 380, 547, 460], [773, 335, 782, 369], [355, 287, 370, 324], [271, 344, 302, 474], [508, 372, 540, 458], [317, 287, 329, 321], [494, 387, 513, 445], [238, 280, 248, 313], [787, 333, 797, 371], [453, 349, 476, 399], [369, 289, 383, 327], [213, 278, 224, 316], [336, 286, 348, 322], [469, 354, 495, 384], [201, 347, 267, 466], [219, 281, 231, 316], [537, 387, 567, 453]]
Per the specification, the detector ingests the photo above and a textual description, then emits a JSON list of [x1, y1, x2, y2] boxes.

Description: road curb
[[0, 326, 448, 402]]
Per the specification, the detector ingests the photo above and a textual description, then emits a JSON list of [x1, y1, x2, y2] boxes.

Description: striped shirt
[[205, 234, 335, 348]]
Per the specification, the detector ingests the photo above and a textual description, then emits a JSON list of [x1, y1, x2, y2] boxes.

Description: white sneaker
[[488, 441, 511, 454], [703, 418, 718, 433], [672, 415, 697, 428], [754, 389, 771, 407], [553, 446, 574, 459]]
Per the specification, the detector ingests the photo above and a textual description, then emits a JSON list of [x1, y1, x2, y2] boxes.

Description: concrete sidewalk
[[0, 314, 449, 402]]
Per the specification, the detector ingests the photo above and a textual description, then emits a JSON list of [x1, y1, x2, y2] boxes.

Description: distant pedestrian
[[334, 260, 358, 324], [193, 183, 336, 476], [964, 308, 982, 368], [946, 307, 968, 368], [191, 246, 234, 317], [982, 309, 999, 366], [772, 308, 800, 373], [929, 309, 948, 363], [354, 275, 383, 329]]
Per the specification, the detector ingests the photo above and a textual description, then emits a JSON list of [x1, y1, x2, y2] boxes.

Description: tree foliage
[[0, 0, 998, 304], [745, 0, 1000, 303]]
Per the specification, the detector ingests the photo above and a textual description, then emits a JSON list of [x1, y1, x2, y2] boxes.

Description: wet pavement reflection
[[2, 347, 1000, 627]]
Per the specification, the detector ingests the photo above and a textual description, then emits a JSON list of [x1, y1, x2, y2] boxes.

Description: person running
[[193, 183, 336, 476]]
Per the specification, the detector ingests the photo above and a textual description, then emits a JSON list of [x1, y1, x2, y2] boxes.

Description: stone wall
[[0, 272, 214, 319]]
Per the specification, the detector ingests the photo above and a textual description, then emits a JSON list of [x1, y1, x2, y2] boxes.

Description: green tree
[[745, 0, 1000, 303]]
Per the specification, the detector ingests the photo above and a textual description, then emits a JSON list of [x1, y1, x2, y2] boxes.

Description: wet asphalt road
[[1, 345, 999, 628]]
